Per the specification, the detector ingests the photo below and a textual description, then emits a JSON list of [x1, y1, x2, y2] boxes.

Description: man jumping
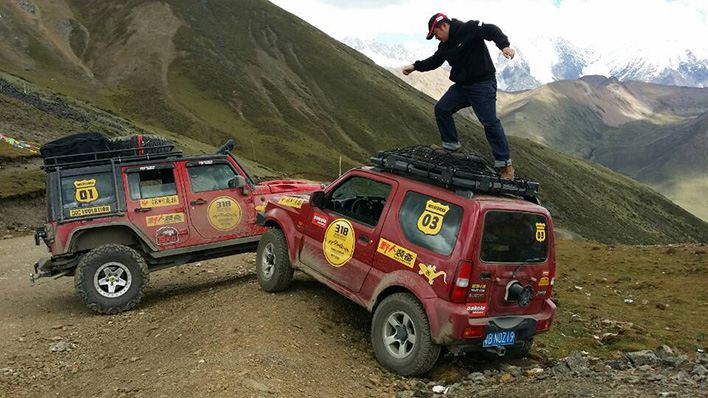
[[403, 13, 516, 179]]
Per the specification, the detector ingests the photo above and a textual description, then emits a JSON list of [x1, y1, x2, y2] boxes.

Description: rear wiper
[[523, 257, 546, 263]]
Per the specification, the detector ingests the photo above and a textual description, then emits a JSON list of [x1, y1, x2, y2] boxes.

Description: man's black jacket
[[414, 19, 510, 84]]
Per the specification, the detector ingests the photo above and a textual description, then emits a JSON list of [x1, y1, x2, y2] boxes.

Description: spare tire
[[109, 134, 174, 156]]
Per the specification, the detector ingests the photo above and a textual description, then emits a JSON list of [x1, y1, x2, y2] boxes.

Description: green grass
[[537, 240, 707, 357], [0, 168, 44, 199]]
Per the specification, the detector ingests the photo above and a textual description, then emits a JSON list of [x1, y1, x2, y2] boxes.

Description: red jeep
[[33, 135, 319, 314], [256, 146, 556, 376]]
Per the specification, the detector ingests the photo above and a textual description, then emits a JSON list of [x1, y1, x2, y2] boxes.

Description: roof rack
[[42, 145, 183, 170], [370, 145, 540, 203]]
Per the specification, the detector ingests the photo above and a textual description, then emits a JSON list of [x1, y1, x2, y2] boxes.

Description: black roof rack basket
[[42, 145, 183, 170], [370, 145, 539, 202]]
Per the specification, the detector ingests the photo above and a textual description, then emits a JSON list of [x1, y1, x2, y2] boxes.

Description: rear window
[[480, 211, 549, 263], [61, 172, 117, 219], [398, 192, 463, 256]]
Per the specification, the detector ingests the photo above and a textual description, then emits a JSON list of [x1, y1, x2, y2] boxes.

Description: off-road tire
[[256, 228, 294, 292], [371, 293, 441, 376], [74, 244, 149, 314]]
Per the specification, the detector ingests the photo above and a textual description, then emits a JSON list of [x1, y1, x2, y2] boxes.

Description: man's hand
[[402, 64, 415, 76], [502, 47, 515, 60]]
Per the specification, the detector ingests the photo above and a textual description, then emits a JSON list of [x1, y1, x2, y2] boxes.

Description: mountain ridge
[[0, 0, 705, 243]]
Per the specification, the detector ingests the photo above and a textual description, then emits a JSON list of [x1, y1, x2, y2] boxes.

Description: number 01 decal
[[417, 199, 450, 235]]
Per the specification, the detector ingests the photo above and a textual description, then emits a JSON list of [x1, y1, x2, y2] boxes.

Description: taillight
[[536, 318, 552, 332], [546, 277, 555, 299], [450, 261, 472, 303], [463, 325, 486, 339]]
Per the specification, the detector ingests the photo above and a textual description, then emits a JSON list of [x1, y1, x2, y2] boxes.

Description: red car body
[[260, 167, 556, 351]]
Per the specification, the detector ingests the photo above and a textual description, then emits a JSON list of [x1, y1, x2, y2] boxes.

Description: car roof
[[359, 167, 549, 214]]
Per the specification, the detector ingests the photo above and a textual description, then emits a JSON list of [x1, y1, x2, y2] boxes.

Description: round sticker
[[323, 219, 355, 267], [207, 196, 242, 231]]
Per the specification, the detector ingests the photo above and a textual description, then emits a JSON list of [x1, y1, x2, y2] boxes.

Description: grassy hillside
[[0, 0, 706, 243], [497, 76, 708, 221]]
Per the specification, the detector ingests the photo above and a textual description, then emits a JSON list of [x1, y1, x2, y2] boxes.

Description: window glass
[[398, 192, 463, 256], [188, 164, 237, 193], [127, 169, 177, 200], [61, 172, 117, 217], [326, 176, 392, 226], [480, 211, 549, 263]]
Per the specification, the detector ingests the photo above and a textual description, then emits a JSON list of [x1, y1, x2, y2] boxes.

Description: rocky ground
[[0, 236, 705, 397]]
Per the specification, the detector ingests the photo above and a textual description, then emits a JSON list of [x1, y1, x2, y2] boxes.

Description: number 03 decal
[[417, 199, 450, 235]]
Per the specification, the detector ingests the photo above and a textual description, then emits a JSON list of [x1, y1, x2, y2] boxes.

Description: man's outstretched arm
[[403, 51, 445, 75], [479, 22, 515, 59]]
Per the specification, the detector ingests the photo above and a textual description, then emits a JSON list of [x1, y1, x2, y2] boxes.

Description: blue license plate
[[482, 330, 516, 347]]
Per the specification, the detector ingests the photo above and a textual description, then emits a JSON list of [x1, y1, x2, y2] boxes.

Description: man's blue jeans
[[434, 79, 511, 167]]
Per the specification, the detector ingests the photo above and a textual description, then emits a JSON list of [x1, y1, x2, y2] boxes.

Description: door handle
[[135, 207, 152, 213], [358, 235, 371, 243], [191, 199, 208, 206]]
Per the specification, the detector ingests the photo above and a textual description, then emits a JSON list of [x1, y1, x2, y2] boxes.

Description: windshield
[[480, 211, 549, 263]]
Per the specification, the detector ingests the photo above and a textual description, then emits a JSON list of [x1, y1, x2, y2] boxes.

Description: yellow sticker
[[207, 196, 242, 231], [323, 219, 355, 267], [538, 276, 550, 287], [417, 199, 450, 236], [146, 212, 186, 227], [74, 179, 99, 204], [376, 238, 417, 268], [140, 195, 179, 208], [418, 263, 448, 285], [278, 196, 306, 209], [255, 204, 267, 213], [69, 205, 111, 217], [535, 222, 547, 242]]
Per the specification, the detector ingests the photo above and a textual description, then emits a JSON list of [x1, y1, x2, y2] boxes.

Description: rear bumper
[[31, 255, 79, 282], [424, 297, 556, 347]]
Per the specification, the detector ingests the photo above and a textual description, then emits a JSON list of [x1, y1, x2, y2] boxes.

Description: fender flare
[[366, 269, 451, 342], [63, 222, 158, 254], [262, 207, 303, 265]]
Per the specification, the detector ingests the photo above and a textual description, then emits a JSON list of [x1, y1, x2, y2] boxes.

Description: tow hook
[[486, 346, 507, 357]]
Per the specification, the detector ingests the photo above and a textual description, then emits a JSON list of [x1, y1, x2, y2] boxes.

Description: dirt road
[[0, 236, 704, 397]]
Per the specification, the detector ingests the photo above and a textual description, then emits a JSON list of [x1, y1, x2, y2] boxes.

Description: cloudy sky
[[269, 0, 707, 58]]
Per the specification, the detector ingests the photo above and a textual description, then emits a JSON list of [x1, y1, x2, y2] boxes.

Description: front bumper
[[425, 297, 556, 347]]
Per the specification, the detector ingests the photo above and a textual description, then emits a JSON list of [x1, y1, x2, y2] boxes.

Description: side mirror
[[310, 191, 326, 208], [228, 175, 246, 189]]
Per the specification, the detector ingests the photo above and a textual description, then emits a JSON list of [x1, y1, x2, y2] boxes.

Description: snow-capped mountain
[[342, 36, 708, 90]]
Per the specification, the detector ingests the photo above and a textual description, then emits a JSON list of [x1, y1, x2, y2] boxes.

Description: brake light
[[450, 261, 472, 303], [463, 325, 486, 339], [546, 277, 555, 299], [536, 318, 552, 332]]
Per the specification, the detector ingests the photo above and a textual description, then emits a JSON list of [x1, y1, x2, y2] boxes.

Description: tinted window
[[61, 172, 117, 218], [128, 169, 176, 200], [188, 164, 237, 193], [398, 192, 463, 256], [326, 176, 391, 226], [481, 211, 549, 263]]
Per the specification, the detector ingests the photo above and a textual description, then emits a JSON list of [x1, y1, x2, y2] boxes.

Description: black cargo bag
[[40, 132, 111, 165]]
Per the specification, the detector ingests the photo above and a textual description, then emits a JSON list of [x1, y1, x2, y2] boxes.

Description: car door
[[299, 172, 396, 292], [184, 159, 257, 241], [124, 164, 192, 248]]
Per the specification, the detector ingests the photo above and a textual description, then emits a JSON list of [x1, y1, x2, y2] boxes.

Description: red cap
[[427, 13, 448, 40]]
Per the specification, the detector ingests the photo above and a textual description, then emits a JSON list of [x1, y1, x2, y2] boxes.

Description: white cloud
[[270, 0, 708, 58]]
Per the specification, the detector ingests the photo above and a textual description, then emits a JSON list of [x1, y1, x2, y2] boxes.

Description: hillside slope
[[495, 76, 708, 221], [0, 0, 706, 243]]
